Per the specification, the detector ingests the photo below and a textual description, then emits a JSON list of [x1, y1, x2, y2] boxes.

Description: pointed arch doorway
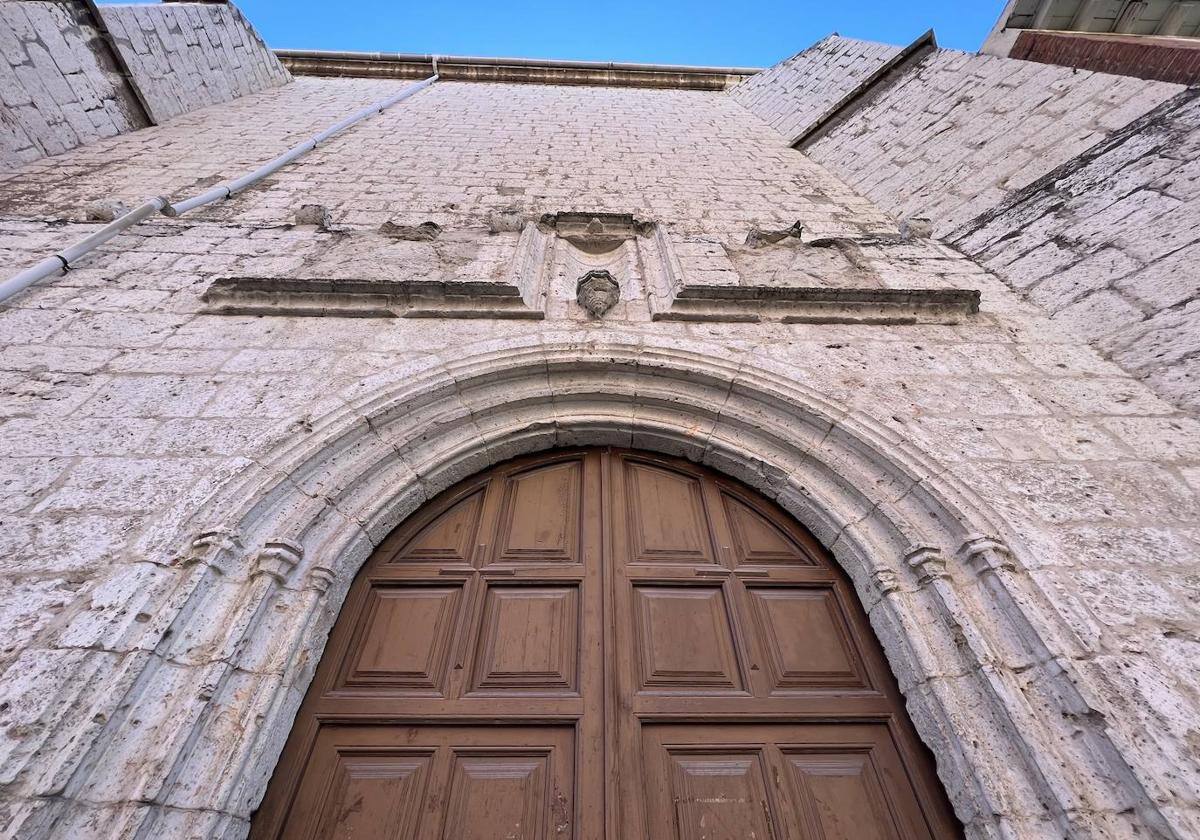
[[252, 448, 961, 839]]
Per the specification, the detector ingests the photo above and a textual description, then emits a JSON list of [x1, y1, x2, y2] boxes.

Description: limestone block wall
[[733, 36, 1198, 415], [800, 47, 1183, 236], [98, 2, 290, 124], [0, 77, 1198, 838], [0, 0, 288, 170], [952, 89, 1200, 414], [0, 76, 894, 235], [0, 0, 147, 169], [728, 34, 901, 143]]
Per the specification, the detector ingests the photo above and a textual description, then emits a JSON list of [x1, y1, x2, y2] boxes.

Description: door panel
[[469, 584, 580, 694], [441, 745, 568, 840], [745, 586, 872, 693], [652, 747, 779, 840], [722, 493, 818, 568], [252, 449, 959, 840], [783, 751, 899, 840], [631, 584, 746, 694], [393, 491, 484, 564], [279, 725, 574, 840], [336, 583, 463, 694], [493, 460, 582, 564], [643, 724, 931, 840], [309, 749, 433, 840], [624, 461, 716, 565]]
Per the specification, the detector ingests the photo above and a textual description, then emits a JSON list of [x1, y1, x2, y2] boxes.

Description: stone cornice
[[275, 49, 760, 90]]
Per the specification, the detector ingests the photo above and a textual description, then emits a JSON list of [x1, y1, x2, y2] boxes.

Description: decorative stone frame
[[7, 334, 1177, 839]]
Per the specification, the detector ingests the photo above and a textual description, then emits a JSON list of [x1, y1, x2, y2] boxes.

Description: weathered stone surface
[[98, 1, 290, 125], [954, 90, 1200, 414], [292, 203, 330, 229], [0, 1, 146, 168], [0, 0, 288, 168], [0, 20, 1198, 840], [732, 34, 1199, 418], [729, 35, 902, 143], [747, 37, 1183, 239]]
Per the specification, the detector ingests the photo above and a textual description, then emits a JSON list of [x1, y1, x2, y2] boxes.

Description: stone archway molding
[[14, 332, 1179, 840]]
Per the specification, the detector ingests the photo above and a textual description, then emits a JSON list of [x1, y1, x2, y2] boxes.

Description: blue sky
[[175, 1, 1003, 68]]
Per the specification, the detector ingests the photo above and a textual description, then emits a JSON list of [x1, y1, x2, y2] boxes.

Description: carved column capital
[[905, 544, 949, 585], [304, 564, 337, 594], [959, 534, 1015, 577], [181, 526, 242, 575], [869, 565, 905, 596], [254, 538, 304, 583]]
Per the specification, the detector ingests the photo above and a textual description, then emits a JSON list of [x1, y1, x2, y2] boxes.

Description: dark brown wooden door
[[252, 449, 960, 840]]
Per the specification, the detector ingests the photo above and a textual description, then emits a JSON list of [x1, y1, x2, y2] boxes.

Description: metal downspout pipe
[[0, 73, 439, 304]]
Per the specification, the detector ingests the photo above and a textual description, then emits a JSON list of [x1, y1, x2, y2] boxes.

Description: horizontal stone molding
[[645, 225, 980, 324], [276, 50, 758, 91], [200, 276, 544, 319], [654, 284, 980, 324], [200, 221, 553, 319]]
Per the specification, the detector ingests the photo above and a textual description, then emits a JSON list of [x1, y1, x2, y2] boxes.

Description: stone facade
[[794, 42, 1183, 236], [98, 2, 290, 124], [733, 34, 1199, 416], [1, 8, 1200, 840], [0, 0, 287, 169], [952, 89, 1200, 415], [728, 34, 902, 142], [0, 0, 147, 168]]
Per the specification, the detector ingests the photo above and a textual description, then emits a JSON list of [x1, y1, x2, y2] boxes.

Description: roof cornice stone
[[275, 49, 760, 90]]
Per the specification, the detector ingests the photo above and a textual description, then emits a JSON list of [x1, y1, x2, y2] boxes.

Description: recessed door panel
[[632, 584, 744, 693], [337, 583, 462, 693], [747, 586, 871, 693], [660, 749, 778, 840], [443, 752, 551, 840], [493, 459, 582, 563], [785, 751, 900, 840], [723, 493, 817, 567], [306, 749, 433, 840], [625, 461, 715, 564], [470, 584, 579, 694], [392, 491, 483, 564]]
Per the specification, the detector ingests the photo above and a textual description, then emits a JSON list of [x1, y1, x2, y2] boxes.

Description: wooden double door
[[253, 449, 960, 839]]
